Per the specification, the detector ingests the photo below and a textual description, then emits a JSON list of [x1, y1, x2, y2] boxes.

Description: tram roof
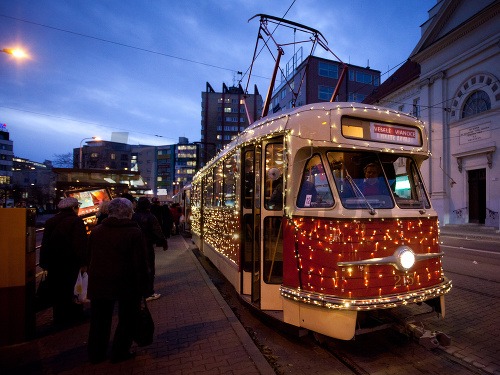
[[195, 102, 426, 177]]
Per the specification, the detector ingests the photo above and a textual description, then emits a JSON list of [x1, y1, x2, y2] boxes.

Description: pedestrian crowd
[[39, 194, 181, 364]]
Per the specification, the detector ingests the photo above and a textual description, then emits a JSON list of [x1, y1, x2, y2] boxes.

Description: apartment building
[[201, 82, 263, 165], [271, 53, 380, 112]]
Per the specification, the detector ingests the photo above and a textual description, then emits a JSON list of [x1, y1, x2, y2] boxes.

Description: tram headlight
[[394, 246, 416, 271]]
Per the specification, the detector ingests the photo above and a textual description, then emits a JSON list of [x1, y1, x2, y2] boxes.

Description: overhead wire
[[0, 13, 268, 79], [4, 6, 490, 145], [379, 79, 499, 114], [238, 0, 297, 88]]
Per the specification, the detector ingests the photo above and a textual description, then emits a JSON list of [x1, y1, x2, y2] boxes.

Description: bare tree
[[52, 152, 74, 168]]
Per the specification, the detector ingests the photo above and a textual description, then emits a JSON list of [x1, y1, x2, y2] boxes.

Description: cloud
[[1, 0, 435, 163]]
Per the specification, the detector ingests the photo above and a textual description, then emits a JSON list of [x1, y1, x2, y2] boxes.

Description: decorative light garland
[[281, 216, 450, 304]]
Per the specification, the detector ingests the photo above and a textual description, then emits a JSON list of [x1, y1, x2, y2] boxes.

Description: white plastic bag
[[74, 271, 89, 303]]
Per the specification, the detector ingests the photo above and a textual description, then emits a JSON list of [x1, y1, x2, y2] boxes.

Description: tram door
[[241, 146, 261, 304], [260, 139, 284, 310]]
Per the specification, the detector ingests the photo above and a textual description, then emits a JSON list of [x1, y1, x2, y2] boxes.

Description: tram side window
[[214, 163, 223, 207], [296, 154, 334, 208], [264, 143, 284, 210], [224, 154, 237, 207], [204, 173, 213, 207], [192, 182, 200, 208], [390, 156, 431, 209], [243, 151, 254, 209]]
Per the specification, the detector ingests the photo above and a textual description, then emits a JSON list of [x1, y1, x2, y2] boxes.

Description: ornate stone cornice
[[412, 2, 500, 63]]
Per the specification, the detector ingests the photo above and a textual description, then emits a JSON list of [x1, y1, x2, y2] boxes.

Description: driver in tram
[[360, 163, 390, 196]]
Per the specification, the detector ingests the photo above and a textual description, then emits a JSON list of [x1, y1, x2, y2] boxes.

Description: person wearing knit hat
[[40, 196, 88, 326]]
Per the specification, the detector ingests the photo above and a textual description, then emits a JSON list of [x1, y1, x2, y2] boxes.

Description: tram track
[[320, 344, 371, 375], [318, 325, 485, 375]]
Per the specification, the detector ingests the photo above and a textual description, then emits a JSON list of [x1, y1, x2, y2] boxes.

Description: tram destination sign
[[342, 116, 422, 146], [369, 122, 421, 146]]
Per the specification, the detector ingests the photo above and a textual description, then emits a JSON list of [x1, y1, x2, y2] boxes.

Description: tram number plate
[[394, 274, 414, 288]]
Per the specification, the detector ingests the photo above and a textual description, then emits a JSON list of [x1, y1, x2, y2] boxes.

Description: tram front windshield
[[326, 151, 430, 210]]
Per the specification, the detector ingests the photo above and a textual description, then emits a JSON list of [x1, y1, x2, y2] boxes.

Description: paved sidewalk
[[0, 235, 275, 374], [438, 223, 500, 375], [440, 223, 500, 241]]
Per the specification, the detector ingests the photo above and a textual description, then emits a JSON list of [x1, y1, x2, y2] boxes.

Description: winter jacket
[[39, 208, 88, 272], [132, 210, 167, 248], [87, 217, 149, 300]]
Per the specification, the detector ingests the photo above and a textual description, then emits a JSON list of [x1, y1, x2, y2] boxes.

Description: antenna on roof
[[232, 71, 243, 87]]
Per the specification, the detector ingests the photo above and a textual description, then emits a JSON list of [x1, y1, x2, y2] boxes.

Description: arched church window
[[461, 90, 491, 118]]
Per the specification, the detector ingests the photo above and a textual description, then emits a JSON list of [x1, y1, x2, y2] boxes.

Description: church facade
[[364, 0, 500, 229]]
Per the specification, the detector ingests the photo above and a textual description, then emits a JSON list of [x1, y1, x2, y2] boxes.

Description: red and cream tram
[[190, 102, 451, 340], [189, 14, 451, 340]]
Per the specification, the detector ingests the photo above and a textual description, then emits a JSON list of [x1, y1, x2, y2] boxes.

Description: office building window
[[348, 93, 366, 102], [356, 72, 373, 84], [318, 85, 334, 101], [413, 98, 421, 118], [319, 62, 338, 79]]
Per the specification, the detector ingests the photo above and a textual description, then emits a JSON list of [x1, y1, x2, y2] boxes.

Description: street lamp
[[2, 48, 28, 59], [172, 182, 179, 196], [79, 136, 101, 169]]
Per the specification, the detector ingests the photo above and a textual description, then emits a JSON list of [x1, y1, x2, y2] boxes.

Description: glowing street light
[[2, 48, 28, 59], [172, 181, 179, 196], [79, 136, 101, 169]]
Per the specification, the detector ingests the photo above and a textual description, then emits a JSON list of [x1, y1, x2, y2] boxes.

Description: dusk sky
[[1, 0, 436, 163]]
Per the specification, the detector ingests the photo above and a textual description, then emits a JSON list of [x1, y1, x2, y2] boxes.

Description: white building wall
[[374, 0, 500, 229]]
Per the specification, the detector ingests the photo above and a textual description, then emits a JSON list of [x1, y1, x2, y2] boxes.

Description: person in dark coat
[[87, 198, 149, 364], [96, 200, 110, 225], [150, 197, 174, 238], [170, 203, 182, 235], [132, 197, 168, 301], [39, 196, 88, 326]]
